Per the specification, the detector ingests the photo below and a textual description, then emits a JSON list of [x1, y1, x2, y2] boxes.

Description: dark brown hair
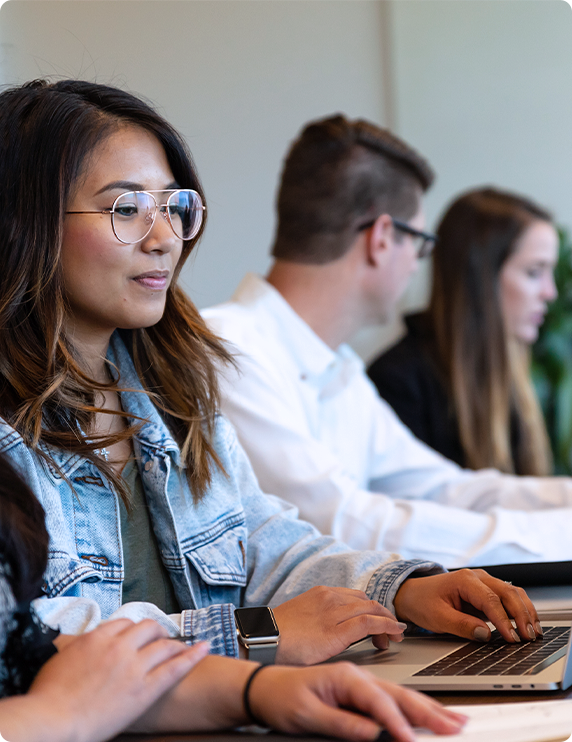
[[0, 454, 49, 604], [272, 114, 434, 264], [0, 79, 232, 501], [429, 186, 553, 475]]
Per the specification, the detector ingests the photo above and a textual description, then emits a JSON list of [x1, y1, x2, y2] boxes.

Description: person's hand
[[273, 586, 407, 664], [26, 619, 209, 742], [248, 662, 468, 742], [394, 569, 542, 643]]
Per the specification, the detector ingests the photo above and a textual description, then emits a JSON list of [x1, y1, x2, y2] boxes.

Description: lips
[[132, 270, 169, 290], [526, 311, 546, 328]]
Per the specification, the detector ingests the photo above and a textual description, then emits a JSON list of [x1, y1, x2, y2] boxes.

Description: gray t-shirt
[[119, 459, 179, 614]]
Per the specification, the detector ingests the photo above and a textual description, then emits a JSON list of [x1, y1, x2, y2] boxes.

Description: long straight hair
[[429, 187, 553, 475], [0, 80, 232, 501]]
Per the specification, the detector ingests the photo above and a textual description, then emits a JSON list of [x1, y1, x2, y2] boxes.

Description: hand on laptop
[[393, 568, 543, 643], [272, 570, 540, 666], [272, 585, 407, 665]]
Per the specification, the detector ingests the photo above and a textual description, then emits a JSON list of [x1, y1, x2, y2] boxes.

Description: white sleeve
[[216, 349, 572, 569]]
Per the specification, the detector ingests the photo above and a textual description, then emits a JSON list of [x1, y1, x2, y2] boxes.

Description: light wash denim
[[0, 334, 442, 656]]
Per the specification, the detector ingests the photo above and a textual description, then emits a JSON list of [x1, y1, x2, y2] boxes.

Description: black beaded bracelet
[[242, 664, 268, 727]]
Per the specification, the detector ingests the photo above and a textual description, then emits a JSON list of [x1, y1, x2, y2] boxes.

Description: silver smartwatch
[[234, 606, 280, 665]]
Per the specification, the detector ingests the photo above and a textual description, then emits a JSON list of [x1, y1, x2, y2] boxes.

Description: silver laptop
[[337, 621, 572, 692]]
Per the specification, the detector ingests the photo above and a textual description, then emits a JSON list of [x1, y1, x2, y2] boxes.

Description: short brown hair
[[272, 114, 434, 264]]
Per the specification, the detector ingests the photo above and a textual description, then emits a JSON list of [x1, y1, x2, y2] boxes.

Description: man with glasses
[[203, 114, 572, 568]]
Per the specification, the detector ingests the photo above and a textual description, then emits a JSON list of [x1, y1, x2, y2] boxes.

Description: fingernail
[[510, 629, 521, 643], [473, 626, 489, 642], [394, 622, 408, 632], [527, 623, 536, 640], [535, 621, 544, 637], [452, 713, 469, 724]]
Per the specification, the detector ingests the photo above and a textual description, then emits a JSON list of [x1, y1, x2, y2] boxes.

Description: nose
[[542, 273, 558, 303], [140, 207, 180, 253]]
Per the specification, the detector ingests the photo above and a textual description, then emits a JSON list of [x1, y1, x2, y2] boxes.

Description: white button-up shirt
[[203, 274, 572, 568]]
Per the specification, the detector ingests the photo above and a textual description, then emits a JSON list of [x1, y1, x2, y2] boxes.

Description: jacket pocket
[[181, 512, 248, 587], [43, 550, 122, 598]]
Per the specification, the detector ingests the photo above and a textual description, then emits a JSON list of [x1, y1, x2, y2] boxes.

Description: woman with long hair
[[368, 187, 558, 476], [0, 79, 539, 727]]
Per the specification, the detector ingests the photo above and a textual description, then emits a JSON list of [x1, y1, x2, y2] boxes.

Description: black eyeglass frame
[[357, 216, 437, 259]]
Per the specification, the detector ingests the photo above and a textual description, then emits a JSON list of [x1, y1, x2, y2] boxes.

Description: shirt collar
[[233, 273, 364, 396]]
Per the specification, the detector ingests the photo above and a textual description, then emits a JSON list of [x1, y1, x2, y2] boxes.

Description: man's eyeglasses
[[66, 189, 205, 244], [357, 216, 437, 259]]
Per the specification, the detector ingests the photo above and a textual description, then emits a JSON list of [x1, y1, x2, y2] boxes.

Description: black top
[[368, 312, 525, 472], [0, 561, 58, 697], [367, 313, 468, 466]]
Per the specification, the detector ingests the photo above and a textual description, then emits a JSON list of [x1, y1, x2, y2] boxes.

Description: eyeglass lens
[[111, 190, 203, 244]]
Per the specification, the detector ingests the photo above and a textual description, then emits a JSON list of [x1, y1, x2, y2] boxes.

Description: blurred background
[[2, 0, 570, 358]]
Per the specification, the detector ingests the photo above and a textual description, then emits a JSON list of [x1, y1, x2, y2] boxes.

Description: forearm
[[130, 654, 258, 732], [356, 497, 572, 569], [438, 470, 572, 511], [0, 695, 75, 742]]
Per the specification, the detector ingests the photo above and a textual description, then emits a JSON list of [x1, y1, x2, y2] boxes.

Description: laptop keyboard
[[413, 625, 571, 677]]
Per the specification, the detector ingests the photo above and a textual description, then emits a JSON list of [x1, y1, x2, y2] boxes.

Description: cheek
[[500, 275, 520, 328], [61, 222, 121, 288], [500, 275, 535, 335]]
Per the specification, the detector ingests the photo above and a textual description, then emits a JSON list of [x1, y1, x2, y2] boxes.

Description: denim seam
[[179, 512, 246, 550], [366, 559, 444, 611]]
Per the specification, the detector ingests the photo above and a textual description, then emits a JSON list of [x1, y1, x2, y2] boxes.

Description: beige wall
[[1, 0, 570, 361]]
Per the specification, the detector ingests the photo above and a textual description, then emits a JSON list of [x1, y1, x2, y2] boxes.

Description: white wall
[[394, 0, 572, 228], [354, 0, 572, 360], [0, 0, 388, 310]]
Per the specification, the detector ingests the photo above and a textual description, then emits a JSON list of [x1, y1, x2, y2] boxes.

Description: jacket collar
[[36, 332, 182, 478], [107, 333, 182, 465]]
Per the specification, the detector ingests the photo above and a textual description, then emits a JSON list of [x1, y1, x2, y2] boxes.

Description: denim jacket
[[0, 334, 442, 657]]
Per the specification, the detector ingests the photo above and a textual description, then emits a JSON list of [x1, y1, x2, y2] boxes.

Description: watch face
[[235, 607, 279, 639]]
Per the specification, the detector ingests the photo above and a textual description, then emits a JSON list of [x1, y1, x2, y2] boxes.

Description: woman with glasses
[[368, 187, 558, 476], [0, 79, 540, 738]]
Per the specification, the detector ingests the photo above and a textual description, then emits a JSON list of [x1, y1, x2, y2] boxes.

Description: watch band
[[242, 641, 278, 665]]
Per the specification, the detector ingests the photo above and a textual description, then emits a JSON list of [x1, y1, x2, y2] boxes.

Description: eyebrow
[[94, 180, 179, 195]]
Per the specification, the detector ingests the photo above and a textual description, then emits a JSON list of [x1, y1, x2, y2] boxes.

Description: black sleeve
[[0, 603, 58, 697]]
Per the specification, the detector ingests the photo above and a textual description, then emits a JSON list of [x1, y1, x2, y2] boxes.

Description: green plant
[[531, 228, 572, 474]]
